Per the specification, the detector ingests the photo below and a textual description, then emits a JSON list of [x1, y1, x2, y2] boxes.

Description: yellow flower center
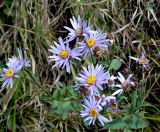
[[6, 69, 14, 78], [60, 50, 68, 58], [140, 58, 147, 64], [86, 38, 95, 47], [87, 75, 96, 85], [121, 81, 129, 88], [76, 28, 82, 37], [109, 100, 117, 109], [90, 108, 98, 117]]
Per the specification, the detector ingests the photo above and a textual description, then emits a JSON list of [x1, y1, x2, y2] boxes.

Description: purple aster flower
[[80, 95, 109, 126], [8, 48, 31, 68], [64, 15, 93, 42], [76, 64, 109, 95], [107, 98, 120, 112], [129, 52, 150, 68], [78, 31, 111, 56], [0, 59, 22, 91], [48, 37, 81, 73], [113, 72, 134, 96]]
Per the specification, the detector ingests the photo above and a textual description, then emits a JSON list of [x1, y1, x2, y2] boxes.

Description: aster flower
[[129, 52, 150, 68], [64, 15, 93, 41], [106, 73, 117, 88], [8, 48, 31, 68], [107, 98, 120, 112], [0, 59, 22, 91], [113, 72, 134, 96], [76, 64, 109, 95], [80, 95, 109, 126], [78, 31, 111, 56], [48, 37, 81, 73]]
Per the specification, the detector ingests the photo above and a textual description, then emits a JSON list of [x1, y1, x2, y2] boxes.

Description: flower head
[[107, 99, 120, 112], [129, 52, 150, 68], [0, 59, 22, 91], [113, 72, 134, 96], [116, 72, 134, 89], [78, 31, 111, 56], [48, 37, 81, 73], [8, 48, 31, 68], [80, 96, 109, 126], [76, 64, 109, 95], [64, 16, 93, 41]]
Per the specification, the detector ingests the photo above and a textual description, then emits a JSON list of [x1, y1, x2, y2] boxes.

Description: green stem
[[70, 61, 77, 83]]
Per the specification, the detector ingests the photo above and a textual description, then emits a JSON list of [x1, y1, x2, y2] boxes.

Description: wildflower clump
[[47, 15, 150, 127]]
